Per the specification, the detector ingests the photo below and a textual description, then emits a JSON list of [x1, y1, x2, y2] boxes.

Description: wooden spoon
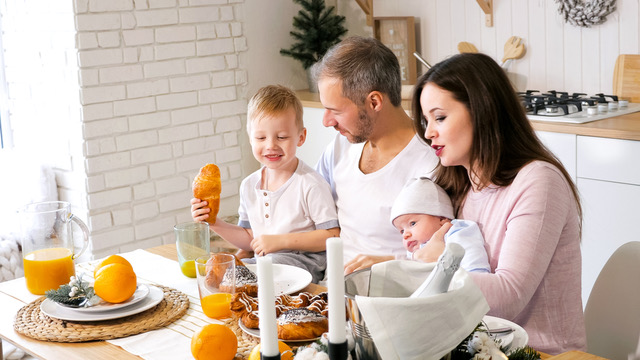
[[457, 41, 478, 54], [502, 36, 525, 63]]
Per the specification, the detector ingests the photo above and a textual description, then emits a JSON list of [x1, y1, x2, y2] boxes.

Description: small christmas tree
[[280, 0, 348, 70]]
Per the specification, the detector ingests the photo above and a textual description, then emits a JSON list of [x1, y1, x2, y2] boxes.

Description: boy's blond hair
[[247, 85, 304, 132]]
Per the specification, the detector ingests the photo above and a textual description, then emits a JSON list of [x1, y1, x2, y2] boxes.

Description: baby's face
[[393, 214, 444, 253]]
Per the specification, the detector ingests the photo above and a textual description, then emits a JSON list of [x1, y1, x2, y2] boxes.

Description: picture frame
[[373, 16, 417, 85]]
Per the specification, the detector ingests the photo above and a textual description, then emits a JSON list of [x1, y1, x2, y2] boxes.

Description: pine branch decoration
[[280, 0, 348, 69]]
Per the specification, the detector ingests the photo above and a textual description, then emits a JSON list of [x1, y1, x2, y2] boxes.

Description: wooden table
[[0, 244, 322, 360], [0, 244, 606, 360]]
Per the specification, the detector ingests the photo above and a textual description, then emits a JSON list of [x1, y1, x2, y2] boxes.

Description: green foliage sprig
[[45, 273, 97, 307], [447, 322, 541, 360], [280, 0, 348, 69]]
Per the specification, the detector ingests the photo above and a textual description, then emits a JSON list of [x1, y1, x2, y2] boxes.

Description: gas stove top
[[520, 90, 640, 124]]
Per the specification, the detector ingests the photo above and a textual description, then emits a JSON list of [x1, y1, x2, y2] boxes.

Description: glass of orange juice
[[20, 201, 90, 295], [175, 222, 210, 278], [195, 253, 235, 319]]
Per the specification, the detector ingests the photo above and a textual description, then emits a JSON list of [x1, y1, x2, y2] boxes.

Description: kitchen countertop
[[297, 90, 640, 141]]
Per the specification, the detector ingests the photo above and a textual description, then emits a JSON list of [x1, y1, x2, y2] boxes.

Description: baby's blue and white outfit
[[413, 219, 490, 273], [391, 177, 491, 274]]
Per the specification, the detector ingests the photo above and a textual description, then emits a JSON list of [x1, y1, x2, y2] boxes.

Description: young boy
[[390, 177, 490, 273], [190, 85, 340, 283]]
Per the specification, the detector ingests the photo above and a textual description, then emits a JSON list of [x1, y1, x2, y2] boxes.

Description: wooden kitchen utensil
[[613, 54, 640, 103], [457, 41, 478, 53], [501, 36, 526, 63]]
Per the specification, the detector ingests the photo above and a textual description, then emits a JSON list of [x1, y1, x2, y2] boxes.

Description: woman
[[411, 53, 586, 354]]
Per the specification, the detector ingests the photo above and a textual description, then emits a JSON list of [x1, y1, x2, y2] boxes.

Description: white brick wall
[[1, 0, 248, 259]]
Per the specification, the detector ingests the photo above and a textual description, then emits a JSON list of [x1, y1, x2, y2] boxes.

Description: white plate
[[238, 318, 320, 343], [40, 285, 164, 321], [483, 315, 528, 352], [55, 284, 150, 313], [244, 264, 312, 295]]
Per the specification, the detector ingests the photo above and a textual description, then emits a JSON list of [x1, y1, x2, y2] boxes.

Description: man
[[312, 36, 439, 274]]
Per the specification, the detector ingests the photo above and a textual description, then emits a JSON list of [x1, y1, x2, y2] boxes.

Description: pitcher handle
[[70, 214, 90, 260]]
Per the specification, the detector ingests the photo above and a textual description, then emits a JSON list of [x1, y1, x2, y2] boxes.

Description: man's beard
[[347, 107, 374, 144]]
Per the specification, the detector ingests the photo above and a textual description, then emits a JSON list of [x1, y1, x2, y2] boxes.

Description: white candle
[[257, 256, 279, 356], [327, 237, 347, 343]]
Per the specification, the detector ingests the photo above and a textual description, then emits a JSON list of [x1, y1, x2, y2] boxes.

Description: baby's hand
[[190, 198, 210, 222], [413, 222, 452, 263]]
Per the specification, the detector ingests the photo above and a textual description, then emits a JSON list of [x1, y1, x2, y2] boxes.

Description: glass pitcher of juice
[[20, 201, 90, 295]]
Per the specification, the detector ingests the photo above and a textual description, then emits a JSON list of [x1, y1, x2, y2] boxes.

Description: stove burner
[[521, 90, 640, 124], [519, 90, 618, 117]]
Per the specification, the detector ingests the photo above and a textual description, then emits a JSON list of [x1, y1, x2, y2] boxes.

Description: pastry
[[231, 291, 329, 333], [219, 265, 258, 297], [204, 253, 235, 288], [307, 299, 328, 316], [192, 163, 221, 225], [289, 292, 313, 308], [277, 308, 328, 340]]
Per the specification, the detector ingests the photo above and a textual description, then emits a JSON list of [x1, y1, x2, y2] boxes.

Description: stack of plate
[[40, 284, 164, 321]]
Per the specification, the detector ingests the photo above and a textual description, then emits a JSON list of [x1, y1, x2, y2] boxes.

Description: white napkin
[[355, 260, 489, 360]]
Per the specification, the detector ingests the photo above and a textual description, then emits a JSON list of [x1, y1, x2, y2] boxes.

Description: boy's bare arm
[[250, 227, 340, 256], [210, 219, 254, 251], [191, 197, 253, 251]]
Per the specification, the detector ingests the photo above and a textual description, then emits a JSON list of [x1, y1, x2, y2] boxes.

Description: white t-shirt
[[238, 159, 339, 236], [316, 134, 439, 263]]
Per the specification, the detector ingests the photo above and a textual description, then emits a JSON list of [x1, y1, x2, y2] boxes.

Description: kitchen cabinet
[[536, 131, 577, 182], [578, 178, 640, 306], [576, 136, 640, 306], [299, 107, 335, 167]]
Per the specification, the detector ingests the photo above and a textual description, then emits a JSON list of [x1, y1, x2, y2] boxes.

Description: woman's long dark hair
[[411, 53, 581, 224]]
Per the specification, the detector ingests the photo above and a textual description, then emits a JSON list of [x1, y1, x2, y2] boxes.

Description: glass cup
[[19, 201, 90, 295], [175, 222, 210, 278], [195, 253, 235, 319]]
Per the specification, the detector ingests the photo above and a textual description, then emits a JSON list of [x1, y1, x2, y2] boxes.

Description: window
[[0, 15, 10, 149]]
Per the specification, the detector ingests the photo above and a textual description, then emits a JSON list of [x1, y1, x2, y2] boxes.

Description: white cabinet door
[[578, 177, 640, 307], [298, 107, 336, 167], [536, 131, 577, 182], [577, 136, 640, 185]]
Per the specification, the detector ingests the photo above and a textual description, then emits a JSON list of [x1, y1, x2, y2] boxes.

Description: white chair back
[[585, 241, 640, 360]]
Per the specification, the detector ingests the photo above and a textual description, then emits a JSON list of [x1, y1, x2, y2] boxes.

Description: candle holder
[[260, 353, 281, 360], [328, 340, 348, 360]]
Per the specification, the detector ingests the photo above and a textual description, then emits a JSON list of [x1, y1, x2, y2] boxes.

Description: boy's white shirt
[[237, 159, 338, 235]]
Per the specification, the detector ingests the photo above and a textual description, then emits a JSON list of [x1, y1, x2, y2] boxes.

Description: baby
[[390, 177, 490, 273]]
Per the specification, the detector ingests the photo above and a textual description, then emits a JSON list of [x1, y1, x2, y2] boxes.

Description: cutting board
[[613, 54, 640, 103]]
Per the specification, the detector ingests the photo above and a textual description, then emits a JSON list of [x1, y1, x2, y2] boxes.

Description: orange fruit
[[94, 263, 137, 303], [191, 324, 237, 360], [248, 341, 294, 360], [94, 254, 133, 278]]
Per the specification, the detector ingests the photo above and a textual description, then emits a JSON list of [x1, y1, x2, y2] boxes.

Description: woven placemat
[[225, 317, 260, 360], [13, 285, 189, 343]]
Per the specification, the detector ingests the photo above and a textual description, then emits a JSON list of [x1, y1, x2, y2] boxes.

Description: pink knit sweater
[[462, 161, 586, 355]]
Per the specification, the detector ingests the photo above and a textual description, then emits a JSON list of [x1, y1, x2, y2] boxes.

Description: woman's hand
[[412, 221, 453, 262], [344, 254, 394, 275], [190, 198, 211, 222], [250, 235, 282, 256]]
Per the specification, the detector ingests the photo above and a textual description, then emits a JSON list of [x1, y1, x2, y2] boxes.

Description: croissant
[[193, 163, 221, 225]]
